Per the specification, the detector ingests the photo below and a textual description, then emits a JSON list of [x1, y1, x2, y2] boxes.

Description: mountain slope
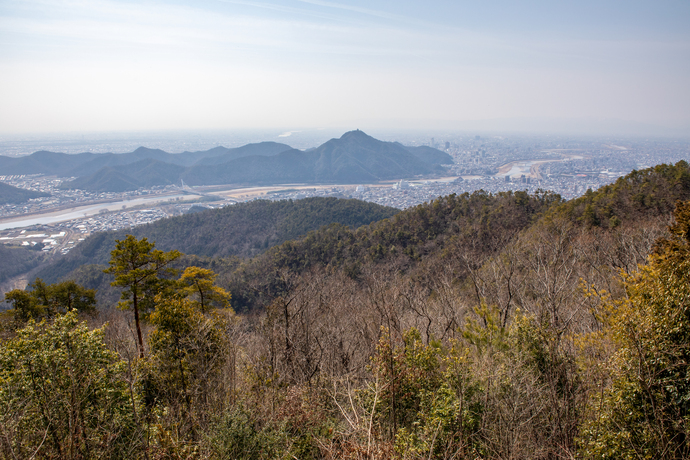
[[192, 142, 294, 166], [0, 142, 295, 178], [403, 145, 454, 165], [311, 130, 445, 182], [182, 149, 317, 185], [2, 132, 451, 192], [225, 190, 561, 310], [62, 160, 188, 191], [34, 197, 399, 284], [60, 167, 143, 193], [553, 161, 690, 227], [183, 130, 450, 186], [0, 245, 46, 285], [64, 147, 174, 177], [222, 161, 690, 312], [0, 182, 50, 204], [0, 151, 92, 176]]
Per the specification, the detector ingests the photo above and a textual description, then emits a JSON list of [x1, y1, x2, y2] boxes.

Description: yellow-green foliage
[[178, 266, 231, 313], [146, 294, 236, 441], [579, 201, 690, 459], [0, 311, 137, 459], [371, 327, 484, 459], [2, 278, 96, 330], [105, 234, 182, 357]]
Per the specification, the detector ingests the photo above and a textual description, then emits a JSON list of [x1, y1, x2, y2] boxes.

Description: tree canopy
[[580, 200, 690, 458], [104, 235, 182, 357], [0, 311, 137, 459]]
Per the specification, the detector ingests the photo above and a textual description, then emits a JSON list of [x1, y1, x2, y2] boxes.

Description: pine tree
[[104, 235, 181, 358]]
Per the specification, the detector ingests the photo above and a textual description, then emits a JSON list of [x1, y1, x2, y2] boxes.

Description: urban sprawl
[[1, 135, 687, 255]]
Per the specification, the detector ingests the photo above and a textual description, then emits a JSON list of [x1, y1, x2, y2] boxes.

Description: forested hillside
[[226, 189, 563, 311], [34, 197, 399, 285], [554, 161, 690, 226], [0, 245, 45, 284], [63, 159, 187, 192], [2, 161, 690, 459], [222, 161, 690, 313], [0, 181, 49, 204]]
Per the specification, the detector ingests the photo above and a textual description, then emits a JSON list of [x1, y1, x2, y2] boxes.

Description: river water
[[0, 194, 191, 230]]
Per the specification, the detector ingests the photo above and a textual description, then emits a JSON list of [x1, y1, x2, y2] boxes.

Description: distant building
[[392, 180, 411, 190]]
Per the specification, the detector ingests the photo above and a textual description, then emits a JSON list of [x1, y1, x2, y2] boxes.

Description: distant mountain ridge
[[0, 142, 294, 177], [0, 131, 453, 192], [192, 142, 295, 166], [180, 130, 451, 186]]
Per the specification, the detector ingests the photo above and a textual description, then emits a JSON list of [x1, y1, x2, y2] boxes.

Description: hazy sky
[[1, 0, 689, 134]]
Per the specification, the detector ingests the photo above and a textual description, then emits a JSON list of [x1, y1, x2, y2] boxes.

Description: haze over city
[[4, 3, 690, 458], [1, 0, 689, 137]]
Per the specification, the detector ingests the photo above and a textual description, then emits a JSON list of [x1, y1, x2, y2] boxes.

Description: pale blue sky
[[1, 0, 689, 134]]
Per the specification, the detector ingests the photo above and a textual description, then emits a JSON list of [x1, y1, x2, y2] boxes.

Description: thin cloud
[[1, 0, 688, 132], [294, 0, 413, 23]]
